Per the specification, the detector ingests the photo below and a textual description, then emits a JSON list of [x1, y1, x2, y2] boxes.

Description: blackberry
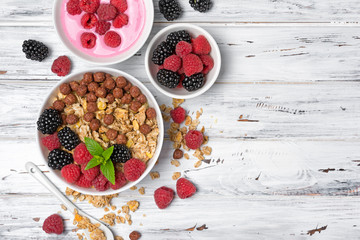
[[152, 41, 173, 65], [189, 0, 212, 13], [111, 144, 131, 163], [37, 109, 62, 135], [58, 127, 80, 151], [157, 69, 180, 88], [22, 39, 49, 62], [166, 30, 191, 50], [182, 73, 205, 91], [48, 149, 73, 170], [159, 0, 182, 21]]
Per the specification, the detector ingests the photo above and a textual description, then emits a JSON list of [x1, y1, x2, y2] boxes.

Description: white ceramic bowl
[[53, 0, 154, 65], [145, 23, 221, 99], [36, 68, 164, 195]]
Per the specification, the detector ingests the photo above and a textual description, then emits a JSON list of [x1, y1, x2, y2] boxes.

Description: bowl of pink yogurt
[[53, 0, 153, 65]]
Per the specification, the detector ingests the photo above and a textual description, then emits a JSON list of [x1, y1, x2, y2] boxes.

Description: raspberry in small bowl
[[145, 23, 221, 99], [53, 0, 154, 65], [36, 68, 164, 195]]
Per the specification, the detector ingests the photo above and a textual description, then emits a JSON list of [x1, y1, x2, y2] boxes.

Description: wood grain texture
[[2, 0, 360, 24], [1, 0, 360, 239], [2, 26, 360, 82]]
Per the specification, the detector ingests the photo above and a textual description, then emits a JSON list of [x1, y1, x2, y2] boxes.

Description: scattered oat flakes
[[150, 171, 160, 180], [125, 213, 131, 221], [130, 186, 137, 191], [172, 98, 184, 108], [184, 153, 190, 159], [194, 160, 202, 168], [100, 213, 116, 226], [185, 116, 192, 126], [122, 205, 130, 214], [171, 159, 181, 167], [73, 209, 106, 240], [77, 233, 83, 240], [111, 205, 117, 211], [119, 216, 126, 224], [104, 207, 109, 212], [117, 210, 122, 214], [128, 220, 133, 225], [61, 204, 67, 211], [138, 187, 145, 195], [115, 236, 124, 240], [172, 172, 181, 180], [201, 146, 212, 156], [127, 200, 140, 212]]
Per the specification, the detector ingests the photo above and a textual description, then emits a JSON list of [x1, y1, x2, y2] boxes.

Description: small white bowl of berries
[[145, 23, 221, 99]]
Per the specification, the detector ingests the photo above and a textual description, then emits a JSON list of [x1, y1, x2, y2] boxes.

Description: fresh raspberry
[[81, 13, 98, 29], [97, 4, 118, 21], [170, 106, 186, 124], [61, 164, 81, 183], [176, 178, 197, 199], [192, 35, 211, 55], [81, 163, 100, 181], [164, 55, 182, 72], [154, 186, 174, 209], [177, 74, 185, 88], [110, 171, 127, 190], [51, 56, 71, 77], [73, 143, 93, 165], [184, 130, 203, 149], [76, 174, 93, 188], [124, 158, 146, 181], [80, 32, 97, 49], [41, 132, 61, 151], [182, 54, 203, 77], [42, 214, 64, 235], [110, 0, 128, 13], [177, 67, 184, 75], [95, 20, 111, 35], [176, 41, 192, 58], [200, 54, 214, 75], [92, 173, 110, 191], [104, 31, 121, 48], [113, 13, 128, 28], [66, 0, 82, 15], [79, 0, 100, 13]]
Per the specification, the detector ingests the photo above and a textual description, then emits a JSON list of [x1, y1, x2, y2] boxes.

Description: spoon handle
[[25, 162, 76, 213]]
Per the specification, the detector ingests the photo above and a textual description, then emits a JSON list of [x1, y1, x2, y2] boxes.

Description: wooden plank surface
[[1, 0, 360, 239]]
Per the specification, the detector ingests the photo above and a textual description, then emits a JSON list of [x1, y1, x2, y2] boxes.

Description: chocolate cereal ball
[[83, 72, 93, 84], [76, 85, 88, 97], [116, 76, 127, 88], [60, 83, 71, 95], [124, 82, 132, 92], [129, 86, 141, 98], [87, 82, 99, 92], [86, 92, 97, 102], [66, 114, 78, 125], [90, 119, 101, 131], [87, 102, 98, 112], [84, 112, 95, 122], [116, 134, 127, 145], [106, 93, 115, 104], [173, 149, 183, 159], [103, 77, 115, 90], [146, 108, 156, 119], [95, 87, 107, 98], [139, 124, 151, 135], [64, 93, 77, 105], [130, 101, 142, 112], [121, 93, 132, 104], [104, 114, 114, 125], [106, 129, 118, 140], [70, 81, 79, 91], [61, 114, 67, 124], [53, 100, 65, 112], [113, 87, 123, 99], [137, 94, 147, 104], [94, 72, 105, 83]]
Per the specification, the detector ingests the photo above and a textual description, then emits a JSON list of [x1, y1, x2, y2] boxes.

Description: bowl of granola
[[36, 68, 163, 195]]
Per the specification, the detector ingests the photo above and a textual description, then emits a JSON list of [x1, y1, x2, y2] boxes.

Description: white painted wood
[[1, 0, 360, 239], [2, 0, 360, 24]]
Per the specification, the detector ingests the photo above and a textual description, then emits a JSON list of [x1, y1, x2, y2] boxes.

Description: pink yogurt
[[60, 0, 146, 58]]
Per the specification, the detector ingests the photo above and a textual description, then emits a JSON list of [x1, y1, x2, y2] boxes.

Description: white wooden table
[[1, 0, 360, 239]]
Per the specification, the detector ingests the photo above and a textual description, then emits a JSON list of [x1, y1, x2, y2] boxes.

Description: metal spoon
[[25, 162, 114, 240]]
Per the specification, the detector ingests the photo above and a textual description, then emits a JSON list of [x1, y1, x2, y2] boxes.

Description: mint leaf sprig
[[84, 137, 115, 185]]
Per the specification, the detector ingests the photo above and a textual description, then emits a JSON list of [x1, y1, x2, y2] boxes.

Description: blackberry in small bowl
[[111, 144, 131, 163], [48, 149, 73, 170], [37, 109, 62, 135], [157, 69, 180, 89], [58, 127, 80, 151], [152, 41, 174, 65], [166, 30, 191, 49], [182, 73, 205, 92]]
